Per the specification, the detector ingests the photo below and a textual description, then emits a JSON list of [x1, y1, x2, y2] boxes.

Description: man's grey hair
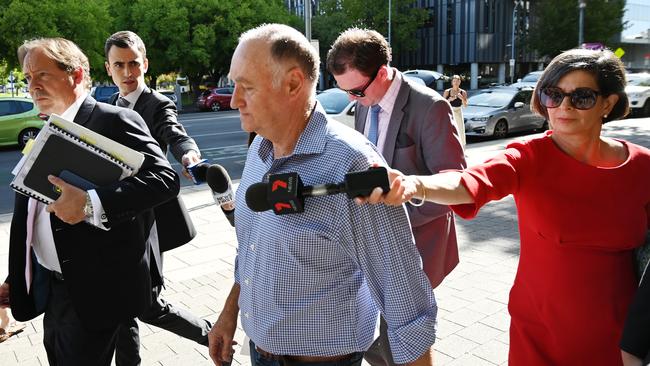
[[18, 37, 92, 90], [239, 24, 320, 89]]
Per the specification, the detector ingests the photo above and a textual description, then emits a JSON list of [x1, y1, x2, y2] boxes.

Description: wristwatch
[[83, 192, 94, 218]]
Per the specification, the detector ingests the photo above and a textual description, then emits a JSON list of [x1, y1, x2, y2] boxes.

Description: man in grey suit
[[104, 31, 212, 366], [327, 28, 466, 366]]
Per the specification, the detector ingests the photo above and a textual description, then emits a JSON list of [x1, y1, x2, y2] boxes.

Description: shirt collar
[[120, 82, 145, 108], [257, 101, 329, 163], [377, 68, 402, 112], [61, 92, 89, 121]]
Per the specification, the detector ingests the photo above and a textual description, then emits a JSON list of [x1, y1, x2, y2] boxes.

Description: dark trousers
[[363, 317, 396, 366], [250, 340, 364, 366], [43, 276, 118, 366], [114, 284, 211, 366]]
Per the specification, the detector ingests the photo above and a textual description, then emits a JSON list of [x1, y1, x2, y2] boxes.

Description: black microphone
[[245, 167, 390, 214], [193, 164, 234, 206]]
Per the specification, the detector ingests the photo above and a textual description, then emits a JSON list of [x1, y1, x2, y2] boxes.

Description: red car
[[196, 87, 234, 112]]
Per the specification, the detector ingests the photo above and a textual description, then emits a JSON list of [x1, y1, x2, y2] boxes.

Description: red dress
[[451, 132, 650, 366]]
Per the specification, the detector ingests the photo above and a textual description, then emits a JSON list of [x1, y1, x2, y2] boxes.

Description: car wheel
[[18, 128, 40, 148], [493, 120, 508, 138], [211, 102, 221, 112], [643, 100, 650, 118], [536, 120, 549, 132]]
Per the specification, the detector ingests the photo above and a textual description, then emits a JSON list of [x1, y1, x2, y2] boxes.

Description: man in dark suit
[[327, 28, 466, 366], [104, 31, 213, 366], [0, 38, 179, 365]]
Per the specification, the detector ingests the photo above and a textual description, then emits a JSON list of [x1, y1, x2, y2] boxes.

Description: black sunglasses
[[540, 87, 601, 110], [340, 69, 379, 98]]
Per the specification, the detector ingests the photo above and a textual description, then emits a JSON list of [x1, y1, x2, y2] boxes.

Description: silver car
[[464, 86, 547, 138]]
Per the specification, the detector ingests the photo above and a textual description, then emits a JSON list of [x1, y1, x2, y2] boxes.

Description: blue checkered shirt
[[234, 102, 437, 363]]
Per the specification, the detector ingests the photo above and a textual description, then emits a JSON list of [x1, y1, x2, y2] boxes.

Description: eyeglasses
[[339, 69, 379, 98], [539, 87, 601, 110]]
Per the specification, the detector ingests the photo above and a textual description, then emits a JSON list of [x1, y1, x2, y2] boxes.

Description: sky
[[622, 0, 650, 39]]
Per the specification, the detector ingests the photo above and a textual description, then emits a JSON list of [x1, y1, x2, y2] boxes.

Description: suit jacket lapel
[[355, 103, 369, 133], [382, 78, 410, 165], [74, 96, 96, 127], [133, 87, 150, 114]]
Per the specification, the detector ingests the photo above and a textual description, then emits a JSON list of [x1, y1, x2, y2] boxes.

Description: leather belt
[[52, 271, 64, 281], [255, 346, 355, 363]]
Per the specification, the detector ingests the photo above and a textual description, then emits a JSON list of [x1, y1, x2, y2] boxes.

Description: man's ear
[[105, 61, 111, 76], [72, 67, 84, 86], [287, 67, 305, 97], [143, 58, 149, 74]]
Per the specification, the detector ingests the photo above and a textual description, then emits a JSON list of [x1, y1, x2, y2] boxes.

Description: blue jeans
[[249, 340, 364, 366]]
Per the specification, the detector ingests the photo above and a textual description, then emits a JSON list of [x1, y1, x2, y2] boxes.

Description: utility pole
[[578, 0, 586, 47], [305, 0, 312, 41], [388, 0, 392, 47], [510, 1, 519, 84]]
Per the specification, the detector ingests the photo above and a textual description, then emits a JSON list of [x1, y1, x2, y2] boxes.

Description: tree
[[0, 0, 113, 80], [527, 0, 626, 59], [312, 0, 428, 69]]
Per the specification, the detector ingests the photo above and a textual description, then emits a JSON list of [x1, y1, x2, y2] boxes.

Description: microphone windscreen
[[189, 163, 209, 183], [206, 164, 231, 193], [245, 182, 271, 212]]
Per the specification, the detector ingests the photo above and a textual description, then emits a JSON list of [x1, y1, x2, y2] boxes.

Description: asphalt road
[[0, 110, 247, 214]]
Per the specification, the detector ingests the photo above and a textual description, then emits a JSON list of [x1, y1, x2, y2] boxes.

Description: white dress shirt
[[31, 93, 108, 272], [119, 83, 145, 109], [363, 69, 403, 152]]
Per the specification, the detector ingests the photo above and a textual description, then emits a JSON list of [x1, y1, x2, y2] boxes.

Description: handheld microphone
[[205, 164, 235, 206], [245, 167, 390, 215], [186, 159, 209, 184]]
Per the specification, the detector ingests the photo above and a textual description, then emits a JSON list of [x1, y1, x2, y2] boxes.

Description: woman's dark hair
[[531, 48, 629, 124]]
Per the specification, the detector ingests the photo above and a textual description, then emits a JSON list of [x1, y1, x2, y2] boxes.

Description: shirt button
[[244, 312, 250, 318], [244, 279, 250, 285], [250, 244, 255, 251]]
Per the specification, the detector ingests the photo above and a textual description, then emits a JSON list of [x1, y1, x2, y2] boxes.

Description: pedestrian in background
[[443, 75, 467, 147], [361, 48, 650, 366]]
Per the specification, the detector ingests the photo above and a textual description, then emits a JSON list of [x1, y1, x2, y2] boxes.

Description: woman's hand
[[356, 167, 418, 206]]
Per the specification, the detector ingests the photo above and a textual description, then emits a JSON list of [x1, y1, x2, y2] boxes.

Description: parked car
[[625, 73, 650, 117], [159, 90, 178, 105], [196, 87, 234, 112], [316, 88, 355, 128], [90, 85, 119, 103], [510, 70, 544, 89], [403, 69, 446, 88], [0, 97, 46, 148], [464, 86, 547, 138]]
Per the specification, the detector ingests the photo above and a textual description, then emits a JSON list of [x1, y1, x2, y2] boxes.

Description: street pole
[[388, 0, 392, 47], [578, 0, 586, 47], [510, 1, 518, 84], [305, 0, 312, 41]]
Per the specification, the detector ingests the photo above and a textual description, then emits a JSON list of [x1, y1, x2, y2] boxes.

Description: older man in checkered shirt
[[207, 24, 438, 366]]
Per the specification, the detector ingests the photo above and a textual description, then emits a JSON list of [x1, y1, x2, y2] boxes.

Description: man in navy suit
[[0, 37, 179, 365], [104, 31, 214, 366]]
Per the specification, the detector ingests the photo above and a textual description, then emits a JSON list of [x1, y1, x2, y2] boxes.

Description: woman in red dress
[[363, 49, 650, 366]]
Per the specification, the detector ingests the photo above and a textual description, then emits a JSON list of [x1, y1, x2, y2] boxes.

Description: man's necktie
[[117, 97, 130, 108], [367, 104, 382, 145], [25, 199, 37, 293]]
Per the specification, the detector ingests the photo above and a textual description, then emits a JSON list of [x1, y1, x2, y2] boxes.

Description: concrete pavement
[[1, 117, 648, 366]]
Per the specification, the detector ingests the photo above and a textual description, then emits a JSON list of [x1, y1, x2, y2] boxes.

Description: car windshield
[[468, 91, 513, 108], [316, 91, 350, 114], [522, 73, 541, 82], [627, 74, 650, 87]]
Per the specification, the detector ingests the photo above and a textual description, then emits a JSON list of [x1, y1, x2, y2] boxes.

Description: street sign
[[615, 47, 625, 58], [8, 73, 14, 83], [509, 59, 515, 67]]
